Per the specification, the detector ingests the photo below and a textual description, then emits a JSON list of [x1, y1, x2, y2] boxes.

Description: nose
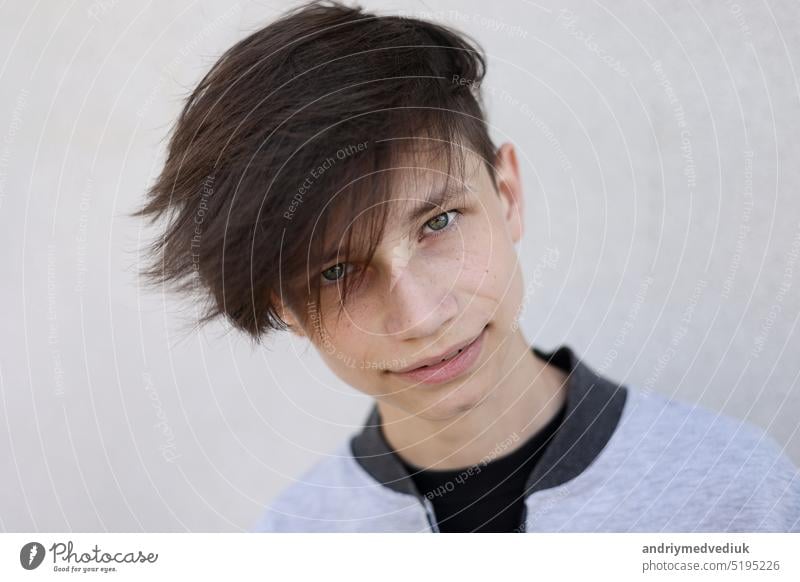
[[381, 252, 459, 340]]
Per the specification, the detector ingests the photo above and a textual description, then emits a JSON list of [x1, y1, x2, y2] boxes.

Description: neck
[[378, 330, 568, 470]]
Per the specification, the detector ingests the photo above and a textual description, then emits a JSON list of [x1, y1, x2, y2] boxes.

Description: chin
[[415, 376, 491, 421]]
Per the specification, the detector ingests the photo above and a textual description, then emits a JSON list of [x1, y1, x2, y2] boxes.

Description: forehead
[[362, 145, 484, 223], [388, 143, 483, 196], [320, 148, 484, 258]]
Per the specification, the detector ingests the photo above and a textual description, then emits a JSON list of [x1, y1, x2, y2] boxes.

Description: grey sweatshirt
[[253, 345, 800, 532]]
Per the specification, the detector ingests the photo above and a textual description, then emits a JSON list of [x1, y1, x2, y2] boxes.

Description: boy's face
[[282, 143, 527, 421]]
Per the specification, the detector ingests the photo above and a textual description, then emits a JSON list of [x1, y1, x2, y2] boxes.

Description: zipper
[[421, 497, 440, 532]]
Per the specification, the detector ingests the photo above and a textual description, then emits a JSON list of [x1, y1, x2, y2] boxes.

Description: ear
[[271, 292, 307, 338], [493, 142, 524, 244]]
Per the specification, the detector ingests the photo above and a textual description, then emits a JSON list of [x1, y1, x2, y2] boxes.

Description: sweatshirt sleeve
[[745, 435, 800, 532]]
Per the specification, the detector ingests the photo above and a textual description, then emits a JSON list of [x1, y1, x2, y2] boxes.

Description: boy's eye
[[321, 262, 350, 284], [320, 209, 462, 286], [423, 209, 461, 235]]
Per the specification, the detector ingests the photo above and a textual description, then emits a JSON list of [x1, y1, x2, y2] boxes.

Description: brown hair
[[132, 0, 497, 343]]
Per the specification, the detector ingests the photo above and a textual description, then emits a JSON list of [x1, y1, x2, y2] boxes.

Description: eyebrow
[[318, 183, 471, 268], [403, 182, 470, 227]]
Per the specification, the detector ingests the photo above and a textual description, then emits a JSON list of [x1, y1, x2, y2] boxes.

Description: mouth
[[389, 324, 488, 385]]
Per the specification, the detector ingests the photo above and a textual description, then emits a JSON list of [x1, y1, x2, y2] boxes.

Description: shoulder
[[250, 439, 416, 532], [621, 385, 792, 470], [613, 386, 800, 531], [251, 440, 357, 532]]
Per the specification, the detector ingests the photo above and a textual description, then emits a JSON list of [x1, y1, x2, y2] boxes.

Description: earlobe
[[272, 292, 307, 338], [284, 311, 307, 338], [287, 323, 307, 338]]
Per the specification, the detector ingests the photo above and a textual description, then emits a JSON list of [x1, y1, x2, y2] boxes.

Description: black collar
[[350, 344, 628, 499]]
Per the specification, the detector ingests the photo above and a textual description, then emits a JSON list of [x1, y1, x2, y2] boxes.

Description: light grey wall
[[1, 0, 798, 532]]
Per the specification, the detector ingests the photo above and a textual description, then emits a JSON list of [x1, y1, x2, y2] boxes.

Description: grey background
[[0, 0, 798, 532]]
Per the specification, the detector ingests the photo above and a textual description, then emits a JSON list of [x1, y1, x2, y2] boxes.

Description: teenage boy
[[134, 0, 800, 532]]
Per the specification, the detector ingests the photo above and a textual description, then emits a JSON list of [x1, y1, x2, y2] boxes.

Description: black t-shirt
[[398, 402, 567, 532]]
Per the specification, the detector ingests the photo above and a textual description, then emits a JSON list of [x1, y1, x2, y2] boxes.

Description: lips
[[420, 347, 462, 367], [392, 326, 486, 374], [391, 325, 488, 385]]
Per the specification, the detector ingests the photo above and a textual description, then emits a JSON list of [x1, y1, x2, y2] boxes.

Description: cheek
[[312, 318, 385, 393], [451, 217, 518, 300], [319, 314, 361, 355]]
